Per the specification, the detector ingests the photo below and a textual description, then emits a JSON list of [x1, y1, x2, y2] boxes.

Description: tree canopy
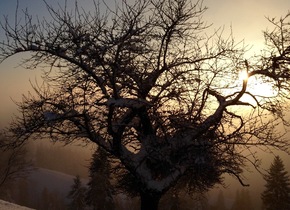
[[1, 0, 290, 209]]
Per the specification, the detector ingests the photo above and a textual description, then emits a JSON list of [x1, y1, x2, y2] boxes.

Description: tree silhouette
[[0, 133, 33, 199], [261, 156, 290, 210], [1, 0, 290, 209], [86, 147, 114, 210], [67, 176, 87, 210]]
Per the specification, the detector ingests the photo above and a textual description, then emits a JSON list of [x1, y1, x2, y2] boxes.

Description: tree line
[[1, 131, 290, 209], [68, 150, 290, 210]]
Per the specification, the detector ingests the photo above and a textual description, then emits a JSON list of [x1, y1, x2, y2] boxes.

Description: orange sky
[[0, 0, 290, 128]]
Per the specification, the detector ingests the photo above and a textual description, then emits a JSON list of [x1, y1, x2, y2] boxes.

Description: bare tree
[[1, 0, 290, 209], [0, 133, 32, 197]]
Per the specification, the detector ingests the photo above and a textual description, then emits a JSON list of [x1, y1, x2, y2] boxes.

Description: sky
[[0, 0, 289, 127], [206, 0, 290, 51]]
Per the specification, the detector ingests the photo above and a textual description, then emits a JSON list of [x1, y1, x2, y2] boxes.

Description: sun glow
[[239, 76, 277, 106], [239, 69, 249, 81]]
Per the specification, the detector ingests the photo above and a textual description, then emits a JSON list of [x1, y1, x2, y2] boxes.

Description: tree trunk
[[140, 191, 162, 210]]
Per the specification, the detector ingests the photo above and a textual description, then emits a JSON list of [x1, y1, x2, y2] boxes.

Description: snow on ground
[[27, 167, 88, 202], [28, 168, 75, 196], [0, 200, 34, 210]]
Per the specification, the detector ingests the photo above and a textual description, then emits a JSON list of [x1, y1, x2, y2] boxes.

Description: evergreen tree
[[261, 156, 290, 210], [68, 175, 87, 210], [86, 147, 114, 210]]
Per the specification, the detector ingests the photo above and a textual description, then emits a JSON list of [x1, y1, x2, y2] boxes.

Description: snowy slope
[[2, 168, 87, 209], [27, 168, 88, 199], [0, 200, 34, 210], [28, 168, 75, 195]]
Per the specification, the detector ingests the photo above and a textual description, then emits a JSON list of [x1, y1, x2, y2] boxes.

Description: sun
[[239, 74, 277, 106], [239, 69, 249, 81]]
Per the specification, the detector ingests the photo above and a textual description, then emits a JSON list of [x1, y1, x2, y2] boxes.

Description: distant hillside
[[28, 168, 77, 197], [27, 168, 88, 204], [2, 167, 88, 209]]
